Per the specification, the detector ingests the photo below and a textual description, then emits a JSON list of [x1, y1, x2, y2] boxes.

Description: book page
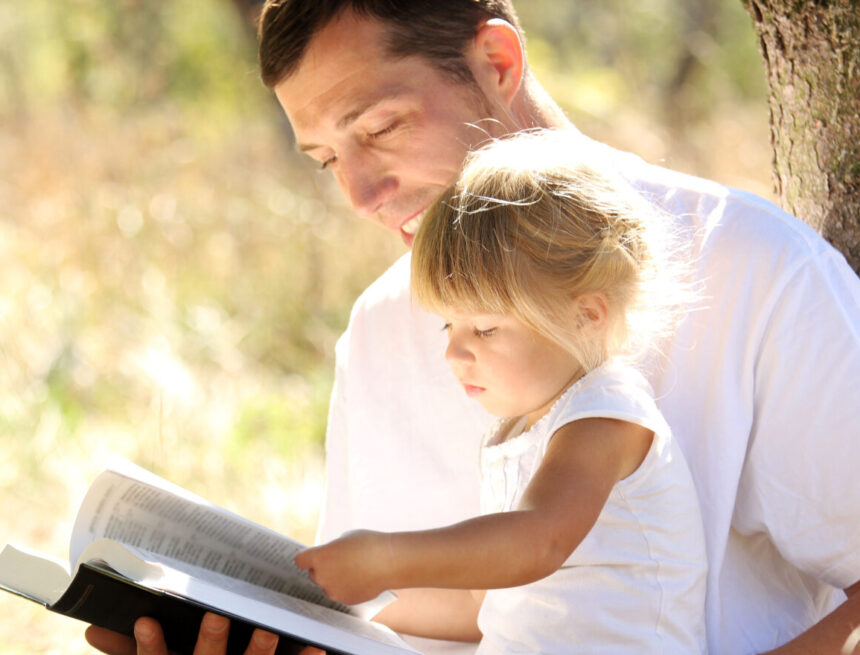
[[97, 547, 418, 654], [69, 458, 348, 613], [0, 543, 71, 606]]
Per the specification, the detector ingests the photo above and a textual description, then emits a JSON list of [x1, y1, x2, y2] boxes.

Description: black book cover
[[51, 564, 352, 655]]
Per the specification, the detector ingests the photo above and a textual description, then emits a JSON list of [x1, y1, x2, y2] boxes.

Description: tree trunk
[[742, 0, 860, 274]]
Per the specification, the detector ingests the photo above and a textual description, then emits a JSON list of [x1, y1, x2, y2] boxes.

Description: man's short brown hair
[[258, 0, 523, 88]]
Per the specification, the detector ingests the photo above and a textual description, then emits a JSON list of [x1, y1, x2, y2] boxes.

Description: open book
[[0, 457, 418, 655]]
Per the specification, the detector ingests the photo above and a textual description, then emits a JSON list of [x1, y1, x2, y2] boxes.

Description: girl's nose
[[445, 338, 475, 365]]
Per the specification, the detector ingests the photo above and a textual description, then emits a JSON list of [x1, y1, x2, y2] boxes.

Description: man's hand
[[84, 613, 280, 655], [294, 530, 392, 605], [761, 580, 860, 654]]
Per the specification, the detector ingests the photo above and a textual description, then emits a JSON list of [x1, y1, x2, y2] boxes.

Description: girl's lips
[[463, 384, 485, 397]]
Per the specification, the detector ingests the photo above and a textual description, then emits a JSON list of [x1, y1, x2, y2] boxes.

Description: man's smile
[[398, 208, 427, 246]]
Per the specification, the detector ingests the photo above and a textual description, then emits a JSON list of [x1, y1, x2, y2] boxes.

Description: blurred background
[[0, 0, 771, 652]]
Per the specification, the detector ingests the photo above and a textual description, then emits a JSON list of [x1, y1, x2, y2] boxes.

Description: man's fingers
[[135, 617, 170, 655], [247, 628, 280, 655], [84, 625, 139, 655], [84, 618, 170, 655], [84, 613, 281, 655], [192, 613, 231, 655], [192, 613, 279, 655]]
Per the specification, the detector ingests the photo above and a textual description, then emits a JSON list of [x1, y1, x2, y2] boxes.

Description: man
[[88, 1, 860, 654]]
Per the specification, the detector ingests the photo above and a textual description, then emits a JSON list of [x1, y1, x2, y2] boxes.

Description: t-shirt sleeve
[[733, 247, 860, 590]]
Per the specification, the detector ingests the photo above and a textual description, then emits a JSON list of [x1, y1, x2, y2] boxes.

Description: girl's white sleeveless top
[[476, 359, 708, 654]]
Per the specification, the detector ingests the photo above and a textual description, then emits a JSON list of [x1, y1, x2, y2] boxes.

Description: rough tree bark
[[742, 0, 860, 274]]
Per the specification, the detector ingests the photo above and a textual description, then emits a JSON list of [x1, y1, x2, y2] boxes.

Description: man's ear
[[467, 18, 524, 107]]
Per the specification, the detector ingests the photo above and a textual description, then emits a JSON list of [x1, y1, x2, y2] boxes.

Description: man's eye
[[474, 328, 496, 338], [319, 154, 338, 171], [369, 122, 398, 139]]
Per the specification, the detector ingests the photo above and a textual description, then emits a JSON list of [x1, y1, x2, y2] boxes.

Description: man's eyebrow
[[296, 93, 402, 153], [297, 141, 323, 154], [335, 102, 374, 130]]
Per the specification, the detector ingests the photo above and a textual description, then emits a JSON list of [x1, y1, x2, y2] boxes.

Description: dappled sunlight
[[260, 454, 327, 546], [130, 339, 198, 408], [0, 0, 771, 652]]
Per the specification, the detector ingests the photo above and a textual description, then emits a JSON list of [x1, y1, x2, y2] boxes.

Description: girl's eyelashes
[[441, 322, 497, 338]]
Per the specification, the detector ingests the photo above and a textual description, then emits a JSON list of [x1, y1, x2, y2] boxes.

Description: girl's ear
[[573, 292, 609, 335], [466, 18, 524, 108]]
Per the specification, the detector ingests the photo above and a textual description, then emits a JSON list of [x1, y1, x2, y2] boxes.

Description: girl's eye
[[441, 323, 452, 332], [474, 327, 497, 338]]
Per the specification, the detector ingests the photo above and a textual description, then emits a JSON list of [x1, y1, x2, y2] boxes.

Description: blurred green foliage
[[0, 0, 264, 119], [0, 0, 774, 530], [0, 0, 403, 546], [518, 0, 766, 113], [0, 0, 771, 489], [0, 3, 771, 650]]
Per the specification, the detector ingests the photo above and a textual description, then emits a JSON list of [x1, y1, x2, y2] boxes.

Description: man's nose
[[336, 156, 397, 219]]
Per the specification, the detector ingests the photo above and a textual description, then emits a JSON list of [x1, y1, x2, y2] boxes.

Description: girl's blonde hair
[[411, 129, 691, 373]]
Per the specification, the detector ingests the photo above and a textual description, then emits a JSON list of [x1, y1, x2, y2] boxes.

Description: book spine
[[51, 565, 336, 655]]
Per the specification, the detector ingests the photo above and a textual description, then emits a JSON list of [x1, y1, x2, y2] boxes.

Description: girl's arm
[[295, 417, 652, 606]]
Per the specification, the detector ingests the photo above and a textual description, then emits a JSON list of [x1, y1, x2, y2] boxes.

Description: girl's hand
[[295, 530, 392, 605]]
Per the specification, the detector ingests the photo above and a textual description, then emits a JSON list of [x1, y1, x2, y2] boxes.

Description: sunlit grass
[[0, 104, 403, 653]]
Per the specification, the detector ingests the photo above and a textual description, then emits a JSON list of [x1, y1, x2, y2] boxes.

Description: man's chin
[[400, 229, 416, 249]]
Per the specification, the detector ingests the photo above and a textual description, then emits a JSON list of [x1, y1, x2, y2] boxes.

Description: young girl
[[296, 130, 707, 654]]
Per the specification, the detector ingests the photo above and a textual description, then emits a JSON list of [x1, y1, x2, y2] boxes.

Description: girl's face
[[442, 308, 583, 428]]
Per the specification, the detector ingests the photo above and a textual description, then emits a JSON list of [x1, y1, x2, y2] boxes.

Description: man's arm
[[314, 332, 354, 545], [765, 581, 860, 655], [372, 588, 484, 642], [738, 250, 860, 654]]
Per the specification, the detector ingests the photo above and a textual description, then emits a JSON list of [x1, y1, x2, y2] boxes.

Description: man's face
[[274, 12, 507, 247]]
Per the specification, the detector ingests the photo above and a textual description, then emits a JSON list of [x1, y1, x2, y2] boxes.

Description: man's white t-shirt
[[317, 137, 860, 655], [477, 360, 707, 654]]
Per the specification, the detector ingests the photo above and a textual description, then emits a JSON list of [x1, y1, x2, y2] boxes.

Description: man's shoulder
[[339, 253, 417, 342], [350, 252, 412, 314], [609, 145, 837, 263]]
